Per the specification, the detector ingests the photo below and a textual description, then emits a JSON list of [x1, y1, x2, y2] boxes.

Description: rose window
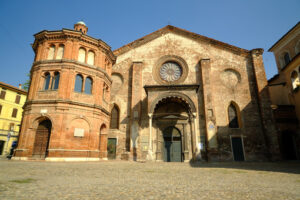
[[159, 62, 182, 82]]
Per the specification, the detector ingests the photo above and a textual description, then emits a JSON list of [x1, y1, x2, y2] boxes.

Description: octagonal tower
[[14, 22, 116, 161]]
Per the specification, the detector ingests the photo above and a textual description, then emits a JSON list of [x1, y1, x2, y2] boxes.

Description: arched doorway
[[152, 95, 194, 162], [281, 131, 297, 160], [32, 120, 52, 158], [163, 126, 182, 162]]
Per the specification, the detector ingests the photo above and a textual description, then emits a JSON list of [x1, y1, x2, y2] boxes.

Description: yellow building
[[268, 21, 300, 160], [0, 82, 27, 157]]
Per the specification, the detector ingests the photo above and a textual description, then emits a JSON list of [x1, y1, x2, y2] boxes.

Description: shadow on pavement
[[189, 160, 300, 174]]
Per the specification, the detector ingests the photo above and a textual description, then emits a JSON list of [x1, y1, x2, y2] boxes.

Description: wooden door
[[163, 127, 182, 162], [231, 137, 245, 161], [107, 138, 117, 159], [33, 120, 51, 158]]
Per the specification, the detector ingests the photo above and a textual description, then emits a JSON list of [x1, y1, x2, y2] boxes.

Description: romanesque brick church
[[13, 22, 280, 162]]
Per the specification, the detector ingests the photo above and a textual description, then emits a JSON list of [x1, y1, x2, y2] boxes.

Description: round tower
[[14, 22, 116, 161]]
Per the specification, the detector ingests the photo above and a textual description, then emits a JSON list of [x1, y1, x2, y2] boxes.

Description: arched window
[[78, 48, 86, 63], [85, 77, 92, 94], [110, 105, 119, 129], [56, 45, 64, 59], [44, 72, 51, 90], [284, 52, 291, 66], [87, 51, 95, 65], [74, 74, 83, 92], [51, 71, 60, 90], [291, 70, 299, 90], [47, 45, 55, 60], [228, 103, 240, 128]]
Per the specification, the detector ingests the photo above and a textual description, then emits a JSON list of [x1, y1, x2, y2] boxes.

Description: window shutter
[[15, 95, 21, 104], [12, 108, 18, 118], [0, 105, 2, 115], [0, 90, 6, 99]]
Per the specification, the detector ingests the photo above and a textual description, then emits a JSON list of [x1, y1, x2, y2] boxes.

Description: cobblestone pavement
[[0, 160, 300, 200]]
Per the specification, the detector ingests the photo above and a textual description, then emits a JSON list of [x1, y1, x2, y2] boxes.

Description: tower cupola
[[74, 21, 88, 34]]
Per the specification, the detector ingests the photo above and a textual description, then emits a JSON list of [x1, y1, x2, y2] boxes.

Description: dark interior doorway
[[231, 137, 245, 161], [163, 126, 182, 162], [107, 138, 117, 159], [32, 120, 52, 159], [281, 131, 297, 160], [0, 140, 5, 155]]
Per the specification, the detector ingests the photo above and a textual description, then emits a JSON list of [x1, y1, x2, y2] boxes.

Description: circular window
[[159, 62, 182, 82], [153, 55, 189, 85]]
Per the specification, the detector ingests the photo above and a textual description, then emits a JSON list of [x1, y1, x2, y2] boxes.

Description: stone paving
[[0, 160, 300, 200]]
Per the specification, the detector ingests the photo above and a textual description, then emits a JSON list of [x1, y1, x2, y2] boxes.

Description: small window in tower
[[56, 45, 64, 59], [85, 77, 92, 94], [11, 108, 18, 118], [87, 51, 95, 65], [47, 45, 55, 60], [74, 74, 83, 92], [44, 72, 51, 90], [51, 71, 60, 90], [78, 48, 86, 63], [284, 52, 291, 66]]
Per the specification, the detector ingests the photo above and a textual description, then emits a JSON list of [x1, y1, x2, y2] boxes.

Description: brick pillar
[[199, 59, 216, 160], [129, 62, 143, 159], [251, 48, 280, 160]]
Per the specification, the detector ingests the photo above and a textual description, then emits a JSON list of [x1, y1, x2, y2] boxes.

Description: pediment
[[113, 25, 249, 56]]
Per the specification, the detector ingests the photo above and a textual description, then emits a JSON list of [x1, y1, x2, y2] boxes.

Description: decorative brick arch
[[150, 92, 196, 114], [67, 116, 92, 133], [31, 115, 54, 130]]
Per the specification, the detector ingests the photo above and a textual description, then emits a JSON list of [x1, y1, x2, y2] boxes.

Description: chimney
[[19, 84, 22, 89]]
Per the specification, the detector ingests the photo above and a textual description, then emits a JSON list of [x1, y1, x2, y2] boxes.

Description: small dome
[[76, 21, 86, 26]]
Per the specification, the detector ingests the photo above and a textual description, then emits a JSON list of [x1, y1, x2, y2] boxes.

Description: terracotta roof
[[268, 21, 300, 52], [113, 25, 250, 56], [0, 82, 27, 95]]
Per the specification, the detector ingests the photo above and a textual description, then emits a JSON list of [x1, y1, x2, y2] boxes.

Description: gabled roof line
[[268, 21, 300, 52], [113, 25, 250, 56]]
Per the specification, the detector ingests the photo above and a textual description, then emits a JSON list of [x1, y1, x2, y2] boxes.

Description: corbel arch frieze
[[150, 92, 197, 114]]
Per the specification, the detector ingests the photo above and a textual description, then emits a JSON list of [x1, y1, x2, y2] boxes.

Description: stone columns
[[147, 113, 153, 160], [183, 123, 189, 162]]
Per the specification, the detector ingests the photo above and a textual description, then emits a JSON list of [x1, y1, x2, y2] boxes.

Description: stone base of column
[[146, 150, 154, 161]]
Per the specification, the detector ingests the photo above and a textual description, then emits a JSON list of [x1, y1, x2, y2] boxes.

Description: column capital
[[148, 113, 153, 118]]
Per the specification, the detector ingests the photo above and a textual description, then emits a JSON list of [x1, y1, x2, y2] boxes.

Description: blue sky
[[0, 0, 299, 88]]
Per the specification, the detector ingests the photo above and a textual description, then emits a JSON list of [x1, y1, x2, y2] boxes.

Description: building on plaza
[[0, 82, 27, 157], [14, 22, 280, 162], [268, 21, 300, 160]]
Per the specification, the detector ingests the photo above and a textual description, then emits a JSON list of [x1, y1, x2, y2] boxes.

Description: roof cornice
[[113, 25, 250, 57], [0, 82, 27, 95], [268, 21, 300, 52], [32, 29, 116, 63]]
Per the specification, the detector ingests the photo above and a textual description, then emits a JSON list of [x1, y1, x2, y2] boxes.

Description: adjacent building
[[14, 22, 280, 162], [0, 82, 27, 157], [268, 21, 300, 160]]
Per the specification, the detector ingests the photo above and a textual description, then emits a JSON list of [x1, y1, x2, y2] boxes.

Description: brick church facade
[[14, 22, 280, 161]]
